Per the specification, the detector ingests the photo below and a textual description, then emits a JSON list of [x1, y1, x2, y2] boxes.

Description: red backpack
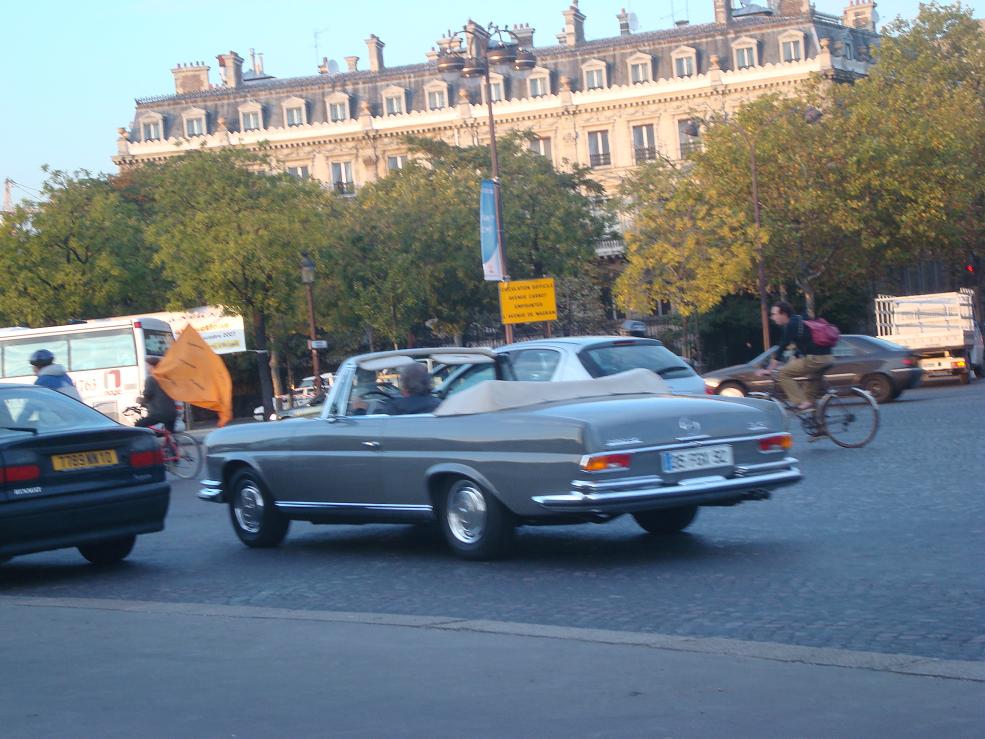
[[803, 317, 841, 348]]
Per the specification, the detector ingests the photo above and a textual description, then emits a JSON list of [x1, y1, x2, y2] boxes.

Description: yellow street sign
[[499, 278, 557, 325]]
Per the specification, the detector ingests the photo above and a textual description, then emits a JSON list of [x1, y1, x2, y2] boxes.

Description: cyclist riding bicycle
[[757, 301, 832, 412], [135, 356, 178, 432]]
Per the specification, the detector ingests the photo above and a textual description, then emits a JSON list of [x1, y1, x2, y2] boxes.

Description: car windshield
[[579, 342, 695, 379], [0, 387, 118, 437]]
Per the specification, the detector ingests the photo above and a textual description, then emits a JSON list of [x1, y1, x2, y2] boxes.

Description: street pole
[[483, 66, 514, 344], [747, 141, 771, 353], [305, 282, 322, 395]]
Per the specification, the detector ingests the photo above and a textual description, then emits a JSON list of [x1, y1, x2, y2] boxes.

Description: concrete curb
[[4, 595, 983, 683]]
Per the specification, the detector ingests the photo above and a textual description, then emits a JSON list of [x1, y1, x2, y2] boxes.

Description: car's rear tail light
[[758, 434, 793, 452], [952, 359, 966, 369], [1, 464, 41, 483], [902, 357, 916, 367], [580, 453, 632, 472], [130, 448, 163, 468], [705, 384, 715, 395]]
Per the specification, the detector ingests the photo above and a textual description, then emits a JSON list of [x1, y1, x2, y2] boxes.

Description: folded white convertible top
[[435, 368, 670, 416]]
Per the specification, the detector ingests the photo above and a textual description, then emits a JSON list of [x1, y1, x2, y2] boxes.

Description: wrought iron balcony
[[589, 152, 612, 167], [634, 146, 657, 163]]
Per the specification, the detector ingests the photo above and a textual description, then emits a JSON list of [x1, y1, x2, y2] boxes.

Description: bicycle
[[123, 406, 203, 479], [750, 371, 880, 448]]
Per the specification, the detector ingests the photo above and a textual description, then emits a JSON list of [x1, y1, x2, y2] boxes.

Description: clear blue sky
[[2, 0, 980, 204]]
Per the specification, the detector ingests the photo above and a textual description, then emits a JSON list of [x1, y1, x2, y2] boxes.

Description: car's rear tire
[[440, 479, 515, 560], [716, 382, 746, 398], [861, 373, 893, 403], [229, 470, 289, 548], [633, 505, 698, 534], [78, 535, 136, 565]]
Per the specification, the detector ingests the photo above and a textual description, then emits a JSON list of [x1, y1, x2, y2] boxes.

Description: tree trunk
[[802, 283, 817, 318], [252, 309, 276, 420], [269, 341, 284, 401]]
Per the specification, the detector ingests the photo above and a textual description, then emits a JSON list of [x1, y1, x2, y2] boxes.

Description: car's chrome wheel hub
[[234, 483, 264, 534], [447, 484, 486, 544]]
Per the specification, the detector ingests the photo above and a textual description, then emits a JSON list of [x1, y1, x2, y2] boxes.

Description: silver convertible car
[[199, 348, 802, 560]]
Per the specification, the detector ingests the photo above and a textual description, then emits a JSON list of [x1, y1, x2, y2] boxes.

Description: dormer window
[[282, 97, 308, 127], [424, 80, 449, 111], [779, 31, 805, 62], [626, 52, 652, 84], [527, 67, 551, 98], [382, 86, 406, 116], [138, 112, 164, 142], [482, 73, 506, 104], [181, 107, 207, 137], [582, 59, 608, 91], [672, 46, 697, 79], [238, 101, 263, 132], [731, 38, 758, 70], [325, 92, 350, 123]]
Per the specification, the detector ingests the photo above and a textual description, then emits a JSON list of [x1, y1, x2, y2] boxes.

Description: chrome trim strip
[[533, 468, 801, 510], [275, 501, 433, 512], [197, 480, 223, 503], [572, 475, 664, 492], [601, 431, 790, 455], [733, 457, 799, 476]]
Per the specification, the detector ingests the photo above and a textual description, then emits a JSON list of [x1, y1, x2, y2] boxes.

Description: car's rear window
[[579, 343, 696, 379], [0, 387, 117, 437], [861, 336, 908, 353]]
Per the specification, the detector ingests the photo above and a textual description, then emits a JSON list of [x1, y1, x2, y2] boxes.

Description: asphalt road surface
[[3, 379, 983, 664]]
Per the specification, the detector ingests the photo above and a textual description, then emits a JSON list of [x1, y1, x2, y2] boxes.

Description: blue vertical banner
[[480, 179, 504, 281]]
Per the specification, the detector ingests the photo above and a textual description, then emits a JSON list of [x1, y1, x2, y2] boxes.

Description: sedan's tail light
[[130, 448, 164, 468], [580, 453, 632, 472], [902, 357, 916, 367], [758, 434, 793, 452], [705, 385, 715, 395], [0, 464, 41, 483]]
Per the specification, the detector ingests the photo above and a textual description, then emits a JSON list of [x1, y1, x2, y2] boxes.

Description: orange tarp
[[154, 324, 233, 426]]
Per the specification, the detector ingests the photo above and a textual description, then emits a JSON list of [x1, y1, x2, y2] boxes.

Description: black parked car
[[702, 335, 924, 403], [0, 385, 170, 564]]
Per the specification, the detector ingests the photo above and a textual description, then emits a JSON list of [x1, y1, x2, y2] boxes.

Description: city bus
[[0, 317, 175, 424]]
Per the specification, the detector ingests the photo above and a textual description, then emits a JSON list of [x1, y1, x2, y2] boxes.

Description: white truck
[[874, 289, 984, 384]]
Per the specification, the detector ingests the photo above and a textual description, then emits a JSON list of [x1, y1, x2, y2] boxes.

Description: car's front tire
[[229, 470, 290, 548], [440, 479, 514, 560], [633, 506, 698, 534], [78, 535, 136, 565]]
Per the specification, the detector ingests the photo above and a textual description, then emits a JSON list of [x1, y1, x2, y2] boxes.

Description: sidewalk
[[2, 595, 982, 738]]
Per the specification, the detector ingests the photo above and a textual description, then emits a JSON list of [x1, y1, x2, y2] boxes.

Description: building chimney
[[257, 52, 264, 74], [842, 0, 879, 32], [775, 0, 812, 16], [713, 0, 732, 25], [345, 55, 360, 71], [617, 8, 631, 35], [510, 23, 535, 48], [318, 57, 330, 75], [171, 61, 211, 94], [217, 51, 244, 87], [365, 34, 385, 72], [562, 1, 586, 46], [464, 20, 490, 58]]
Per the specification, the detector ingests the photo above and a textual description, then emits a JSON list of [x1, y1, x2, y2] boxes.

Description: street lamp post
[[299, 253, 323, 396], [438, 23, 537, 345]]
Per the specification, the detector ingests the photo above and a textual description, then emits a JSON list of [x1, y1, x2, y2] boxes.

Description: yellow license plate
[[51, 449, 119, 471]]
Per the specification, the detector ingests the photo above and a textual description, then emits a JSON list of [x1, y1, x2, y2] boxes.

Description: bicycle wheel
[[168, 432, 203, 479], [818, 388, 879, 448]]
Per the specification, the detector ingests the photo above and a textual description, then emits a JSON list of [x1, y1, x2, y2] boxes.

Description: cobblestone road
[[3, 380, 983, 662]]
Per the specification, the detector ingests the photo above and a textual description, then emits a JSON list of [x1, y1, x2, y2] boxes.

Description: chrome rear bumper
[[198, 480, 224, 503], [533, 460, 801, 513]]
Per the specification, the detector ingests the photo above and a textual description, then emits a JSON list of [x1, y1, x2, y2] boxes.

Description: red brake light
[[705, 385, 715, 394], [902, 357, 915, 367], [581, 453, 632, 472], [130, 448, 163, 468], [134, 320, 142, 329], [1, 464, 41, 483], [758, 434, 793, 452]]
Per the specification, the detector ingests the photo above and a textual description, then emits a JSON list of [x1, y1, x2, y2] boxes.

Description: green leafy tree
[[0, 169, 167, 326]]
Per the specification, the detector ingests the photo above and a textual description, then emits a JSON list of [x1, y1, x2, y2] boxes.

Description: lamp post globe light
[[299, 253, 323, 395], [684, 105, 822, 352], [437, 23, 537, 344]]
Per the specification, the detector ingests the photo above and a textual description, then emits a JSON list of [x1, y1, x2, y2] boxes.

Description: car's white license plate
[[662, 445, 733, 474]]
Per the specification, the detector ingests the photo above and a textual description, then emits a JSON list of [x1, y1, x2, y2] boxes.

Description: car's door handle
[[362, 441, 380, 448]]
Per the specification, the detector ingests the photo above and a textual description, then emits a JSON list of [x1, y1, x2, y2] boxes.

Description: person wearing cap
[[29, 349, 82, 401], [135, 355, 178, 431]]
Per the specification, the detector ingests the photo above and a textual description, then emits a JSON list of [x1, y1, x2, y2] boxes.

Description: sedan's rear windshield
[[579, 343, 695, 379], [0, 387, 117, 437]]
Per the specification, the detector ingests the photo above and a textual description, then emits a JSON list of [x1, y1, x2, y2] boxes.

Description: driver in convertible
[[375, 362, 441, 415]]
